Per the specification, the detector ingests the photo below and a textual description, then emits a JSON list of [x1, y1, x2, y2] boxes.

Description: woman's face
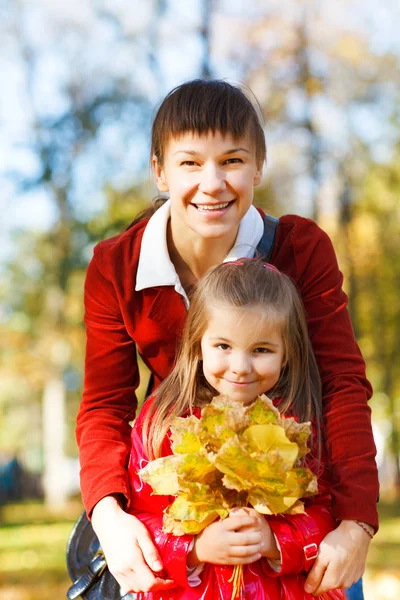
[[152, 130, 262, 242], [200, 303, 285, 405]]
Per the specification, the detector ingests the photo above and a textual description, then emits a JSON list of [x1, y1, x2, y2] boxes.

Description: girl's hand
[[234, 507, 280, 560], [304, 520, 372, 595], [188, 507, 279, 566], [92, 496, 175, 593]]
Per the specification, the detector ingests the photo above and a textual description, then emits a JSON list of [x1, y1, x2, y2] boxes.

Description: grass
[[0, 499, 399, 600], [0, 499, 83, 600]]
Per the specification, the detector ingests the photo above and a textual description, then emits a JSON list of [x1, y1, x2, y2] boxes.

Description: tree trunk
[[42, 378, 68, 508]]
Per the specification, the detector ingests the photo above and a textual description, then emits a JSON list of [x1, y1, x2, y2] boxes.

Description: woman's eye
[[224, 158, 242, 164], [181, 160, 197, 166], [254, 347, 270, 354]]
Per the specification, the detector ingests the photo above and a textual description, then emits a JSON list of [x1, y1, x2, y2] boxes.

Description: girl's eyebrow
[[173, 147, 251, 156], [208, 336, 279, 347]]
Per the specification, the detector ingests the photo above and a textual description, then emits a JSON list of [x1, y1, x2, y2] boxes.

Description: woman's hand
[[304, 520, 372, 595], [91, 496, 175, 593], [188, 507, 279, 567]]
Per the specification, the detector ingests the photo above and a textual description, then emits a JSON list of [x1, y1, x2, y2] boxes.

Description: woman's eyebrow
[[173, 149, 198, 156], [173, 147, 251, 156], [223, 147, 250, 154]]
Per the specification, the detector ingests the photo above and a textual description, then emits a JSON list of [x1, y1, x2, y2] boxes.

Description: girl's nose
[[230, 352, 252, 375], [198, 163, 226, 195]]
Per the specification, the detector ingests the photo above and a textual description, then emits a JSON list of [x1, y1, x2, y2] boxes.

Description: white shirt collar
[[135, 200, 264, 306]]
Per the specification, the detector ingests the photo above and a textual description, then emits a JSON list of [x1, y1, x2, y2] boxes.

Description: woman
[[76, 79, 378, 597]]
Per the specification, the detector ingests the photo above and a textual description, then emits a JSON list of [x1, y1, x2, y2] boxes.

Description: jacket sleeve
[[133, 510, 193, 589], [76, 247, 138, 517], [263, 495, 336, 577], [128, 415, 193, 589], [273, 216, 379, 530]]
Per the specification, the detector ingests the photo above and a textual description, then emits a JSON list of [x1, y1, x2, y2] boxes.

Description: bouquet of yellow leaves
[[139, 394, 318, 599]]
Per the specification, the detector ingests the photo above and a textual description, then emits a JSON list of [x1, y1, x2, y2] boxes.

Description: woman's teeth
[[195, 202, 231, 211]]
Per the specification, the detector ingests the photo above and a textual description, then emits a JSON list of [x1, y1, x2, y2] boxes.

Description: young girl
[[127, 259, 346, 599], [78, 79, 377, 597]]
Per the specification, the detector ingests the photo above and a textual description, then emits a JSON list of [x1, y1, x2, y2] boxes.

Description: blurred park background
[[0, 1, 399, 599]]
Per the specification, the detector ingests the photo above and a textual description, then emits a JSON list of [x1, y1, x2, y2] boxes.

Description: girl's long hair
[[142, 259, 322, 460]]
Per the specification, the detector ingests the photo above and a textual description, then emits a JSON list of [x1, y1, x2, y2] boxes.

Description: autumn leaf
[[244, 395, 280, 424], [163, 485, 229, 534], [139, 455, 180, 495], [171, 415, 202, 454], [243, 423, 299, 466], [277, 417, 312, 458]]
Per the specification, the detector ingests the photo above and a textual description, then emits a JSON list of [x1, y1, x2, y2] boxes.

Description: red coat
[[76, 212, 379, 529], [127, 402, 346, 600]]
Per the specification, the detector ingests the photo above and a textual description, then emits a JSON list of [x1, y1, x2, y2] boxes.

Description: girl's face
[[200, 303, 285, 405], [152, 130, 262, 242]]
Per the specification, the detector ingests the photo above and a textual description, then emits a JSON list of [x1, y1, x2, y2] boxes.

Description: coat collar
[[135, 200, 264, 307]]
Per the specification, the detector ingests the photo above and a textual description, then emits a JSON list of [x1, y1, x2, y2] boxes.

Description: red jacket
[[76, 212, 379, 529], [127, 403, 346, 600]]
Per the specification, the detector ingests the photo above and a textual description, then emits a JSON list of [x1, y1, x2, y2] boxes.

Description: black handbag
[[66, 213, 278, 599], [66, 510, 136, 600]]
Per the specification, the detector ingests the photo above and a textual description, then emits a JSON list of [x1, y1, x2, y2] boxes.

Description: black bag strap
[[255, 213, 279, 262], [67, 551, 107, 600]]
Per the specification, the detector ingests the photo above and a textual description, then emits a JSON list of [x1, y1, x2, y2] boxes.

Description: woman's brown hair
[[142, 259, 322, 460], [151, 79, 266, 167]]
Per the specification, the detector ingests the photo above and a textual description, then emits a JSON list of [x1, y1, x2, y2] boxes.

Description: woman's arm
[[77, 242, 170, 593], [263, 496, 337, 577], [76, 247, 138, 516], [273, 216, 379, 528], [272, 215, 378, 591]]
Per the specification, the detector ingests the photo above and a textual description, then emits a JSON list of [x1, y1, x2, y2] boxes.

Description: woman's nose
[[198, 163, 226, 195]]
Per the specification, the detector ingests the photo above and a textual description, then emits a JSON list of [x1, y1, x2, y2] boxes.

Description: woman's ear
[[253, 165, 263, 186], [152, 155, 169, 192]]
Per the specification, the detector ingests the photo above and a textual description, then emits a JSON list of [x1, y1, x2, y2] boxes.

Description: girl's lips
[[226, 380, 255, 386]]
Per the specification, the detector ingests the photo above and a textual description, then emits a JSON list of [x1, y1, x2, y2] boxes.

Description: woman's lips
[[191, 200, 234, 213]]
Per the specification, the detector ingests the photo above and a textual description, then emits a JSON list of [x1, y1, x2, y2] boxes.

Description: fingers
[[224, 513, 260, 532], [223, 551, 262, 565], [135, 525, 163, 572], [304, 558, 326, 595], [119, 571, 176, 594], [109, 536, 173, 593], [229, 544, 262, 560]]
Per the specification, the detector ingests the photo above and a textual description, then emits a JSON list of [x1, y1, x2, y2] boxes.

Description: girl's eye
[[216, 343, 230, 350], [254, 347, 271, 354], [181, 160, 197, 166]]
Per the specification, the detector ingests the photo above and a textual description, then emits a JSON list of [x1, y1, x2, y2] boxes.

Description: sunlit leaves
[[139, 394, 317, 535]]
